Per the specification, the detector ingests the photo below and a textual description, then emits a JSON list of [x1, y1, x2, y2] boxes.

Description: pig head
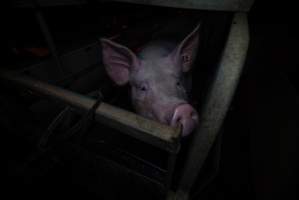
[[101, 24, 200, 136]]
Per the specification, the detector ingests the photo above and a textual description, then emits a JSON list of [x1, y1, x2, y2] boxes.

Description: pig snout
[[170, 104, 198, 136]]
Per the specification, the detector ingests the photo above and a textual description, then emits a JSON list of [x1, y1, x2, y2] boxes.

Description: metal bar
[[112, 0, 254, 11], [0, 72, 181, 153], [34, 3, 65, 76], [165, 153, 178, 197], [12, 0, 255, 12], [165, 127, 181, 197], [175, 12, 250, 199]]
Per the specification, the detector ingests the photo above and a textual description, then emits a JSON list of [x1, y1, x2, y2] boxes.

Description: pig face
[[101, 24, 200, 136]]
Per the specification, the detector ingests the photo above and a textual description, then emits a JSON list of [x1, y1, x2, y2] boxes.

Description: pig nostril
[[171, 104, 198, 128], [170, 104, 198, 136], [178, 116, 182, 123], [174, 116, 181, 125], [170, 112, 182, 126]]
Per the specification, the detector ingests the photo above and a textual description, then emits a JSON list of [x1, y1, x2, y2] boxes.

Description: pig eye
[[176, 81, 181, 86]]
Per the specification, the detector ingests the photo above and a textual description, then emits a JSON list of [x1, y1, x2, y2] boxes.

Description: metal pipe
[[0, 72, 181, 153], [104, 0, 255, 12], [165, 152, 178, 198], [176, 12, 250, 199], [12, 0, 255, 12], [34, 3, 65, 77]]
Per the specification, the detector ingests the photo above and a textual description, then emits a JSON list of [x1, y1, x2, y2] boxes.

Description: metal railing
[[2, 4, 249, 199]]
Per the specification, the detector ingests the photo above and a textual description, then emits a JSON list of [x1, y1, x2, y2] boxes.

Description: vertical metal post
[[165, 153, 178, 199], [175, 12, 250, 200], [33, 2, 65, 77], [166, 131, 181, 200]]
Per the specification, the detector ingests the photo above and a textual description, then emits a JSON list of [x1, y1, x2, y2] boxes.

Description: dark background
[[2, 0, 298, 199]]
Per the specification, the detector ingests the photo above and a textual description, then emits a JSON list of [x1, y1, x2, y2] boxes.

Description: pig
[[100, 22, 200, 136]]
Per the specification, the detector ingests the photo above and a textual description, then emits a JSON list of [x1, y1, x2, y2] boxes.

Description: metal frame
[[112, 0, 254, 11], [4, 2, 250, 199], [33, 2, 65, 77], [5, 1, 182, 193], [0, 70, 181, 194], [12, 0, 255, 12], [0, 72, 181, 153], [174, 12, 250, 200]]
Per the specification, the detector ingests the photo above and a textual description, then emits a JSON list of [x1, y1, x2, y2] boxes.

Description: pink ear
[[101, 39, 139, 85], [172, 23, 200, 72]]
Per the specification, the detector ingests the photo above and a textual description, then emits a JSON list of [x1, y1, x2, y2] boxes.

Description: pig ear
[[171, 23, 200, 72], [101, 38, 139, 85]]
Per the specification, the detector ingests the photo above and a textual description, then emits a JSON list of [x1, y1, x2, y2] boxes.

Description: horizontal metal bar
[[111, 0, 254, 11], [0, 72, 181, 153], [176, 12, 250, 199], [34, 5, 65, 77], [11, 0, 255, 11]]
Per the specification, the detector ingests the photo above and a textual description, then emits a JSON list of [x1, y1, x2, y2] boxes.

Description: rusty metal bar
[[0, 72, 181, 153], [175, 12, 250, 199]]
